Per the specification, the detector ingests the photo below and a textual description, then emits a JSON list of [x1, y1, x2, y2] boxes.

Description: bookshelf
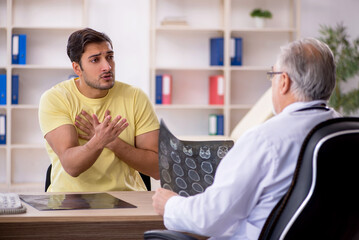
[[0, 0, 88, 192], [150, 0, 300, 137]]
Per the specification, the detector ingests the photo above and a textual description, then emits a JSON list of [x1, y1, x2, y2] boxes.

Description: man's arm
[[107, 129, 160, 179], [45, 114, 128, 177], [75, 110, 160, 179]]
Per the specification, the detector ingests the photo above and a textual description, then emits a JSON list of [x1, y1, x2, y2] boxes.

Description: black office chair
[[140, 172, 152, 191], [144, 117, 359, 240], [45, 164, 52, 192], [45, 164, 151, 191]]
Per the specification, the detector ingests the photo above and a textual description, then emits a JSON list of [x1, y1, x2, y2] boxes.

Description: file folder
[[231, 37, 242, 66], [209, 75, 224, 105], [155, 75, 163, 104], [12, 34, 27, 65], [0, 114, 5, 144], [162, 74, 172, 104], [216, 114, 224, 135], [0, 74, 6, 105], [210, 38, 224, 66], [209, 114, 217, 135], [12, 75, 19, 104]]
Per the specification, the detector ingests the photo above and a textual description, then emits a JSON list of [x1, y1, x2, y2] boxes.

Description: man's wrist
[[106, 137, 121, 151], [86, 135, 106, 151]]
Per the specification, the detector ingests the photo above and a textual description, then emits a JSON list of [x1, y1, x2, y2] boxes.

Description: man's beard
[[83, 72, 115, 90]]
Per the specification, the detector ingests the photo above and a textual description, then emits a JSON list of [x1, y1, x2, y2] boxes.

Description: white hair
[[277, 38, 336, 101]]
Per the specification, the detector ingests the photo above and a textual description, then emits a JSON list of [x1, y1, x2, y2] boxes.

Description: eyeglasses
[[266, 71, 284, 81]]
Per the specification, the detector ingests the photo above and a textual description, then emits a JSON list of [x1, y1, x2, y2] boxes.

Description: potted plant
[[250, 8, 272, 28], [319, 23, 359, 115]]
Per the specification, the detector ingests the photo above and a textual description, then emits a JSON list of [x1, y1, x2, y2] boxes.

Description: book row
[[9, 35, 239, 67], [211, 37, 242, 66], [155, 74, 225, 105], [0, 74, 19, 105]]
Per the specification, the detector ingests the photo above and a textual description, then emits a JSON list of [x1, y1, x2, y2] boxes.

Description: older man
[[152, 38, 341, 239]]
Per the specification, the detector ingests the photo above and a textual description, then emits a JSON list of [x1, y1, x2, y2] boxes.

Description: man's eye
[[90, 58, 98, 63], [107, 55, 114, 60]]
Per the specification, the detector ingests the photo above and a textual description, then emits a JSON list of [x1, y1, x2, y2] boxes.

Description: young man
[[39, 28, 159, 192], [152, 38, 341, 239]]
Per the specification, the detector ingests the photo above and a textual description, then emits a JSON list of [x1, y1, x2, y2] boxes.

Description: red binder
[[209, 75, 224, 105], [162, 74, 172, 104]]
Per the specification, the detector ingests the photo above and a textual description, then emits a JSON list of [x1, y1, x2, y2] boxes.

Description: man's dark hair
[[67, 28, 113, 65]]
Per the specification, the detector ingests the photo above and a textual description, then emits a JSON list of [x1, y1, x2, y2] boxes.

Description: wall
[[87, 0, 150, 94], [301, 0, 359, 100], [301, 0, 359, 39]]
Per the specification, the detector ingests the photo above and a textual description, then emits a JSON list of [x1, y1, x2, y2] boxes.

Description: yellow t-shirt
[[38, 78, 159, 192]]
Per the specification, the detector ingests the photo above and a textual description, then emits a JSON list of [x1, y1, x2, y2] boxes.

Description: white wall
[[301, 0, 359, 39], [87, 0, 150, 94], [301, 0, 359, 99]]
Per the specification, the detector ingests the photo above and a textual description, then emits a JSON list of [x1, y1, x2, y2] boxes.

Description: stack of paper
[[161, 16, 188, 26]]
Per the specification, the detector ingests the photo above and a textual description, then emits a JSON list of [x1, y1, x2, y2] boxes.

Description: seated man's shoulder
[[115, 81, 148, 100], [40, 80, 74, 105]]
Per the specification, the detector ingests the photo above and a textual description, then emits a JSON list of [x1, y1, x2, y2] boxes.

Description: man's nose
[[102, 60, 112, 71]]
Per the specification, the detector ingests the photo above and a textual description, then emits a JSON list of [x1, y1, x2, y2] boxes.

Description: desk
[[0, 191, 165, 240]]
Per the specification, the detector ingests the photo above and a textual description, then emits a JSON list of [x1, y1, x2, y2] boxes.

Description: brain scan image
[[161, 169, 171, 183], [217, 146, 229, 158], [171, 151, 181, 163], [183, 145, 193, 156], [185, 157, 196, 169], [175, 177, 187, 189], [188, 169, 200, 182], [173, 164, 184, 177], [159, 141, 167, 155], [170, 138, 178, 150], [159, 155, 170, 170], [201, 161, 213, 174], [199, 146, 211, 159], [192, 182, 204, 193]]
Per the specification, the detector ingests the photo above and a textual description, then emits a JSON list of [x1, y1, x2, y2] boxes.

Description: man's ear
[[279, 72, 291, 95], [72, 62, 82, 76]]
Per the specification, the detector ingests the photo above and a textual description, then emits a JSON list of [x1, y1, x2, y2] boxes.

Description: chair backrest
[[258, 117, 359, 240], [45, 164, 52, 192], [140, 172, 151, 191]]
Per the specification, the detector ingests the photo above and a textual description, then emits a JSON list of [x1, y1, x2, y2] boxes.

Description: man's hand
[[75, 110, 128, 146], [152, 188, 178, 216]]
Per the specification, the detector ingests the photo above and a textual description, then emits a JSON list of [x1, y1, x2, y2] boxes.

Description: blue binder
[[12, 34, 27, 65], [216, 114, 224, 135], [0, 114, 5, 144], [155, 75, 163, 104], [12, 75, 19, 104], [0, 74, 6, 105], [231, 37, 242, 66], [210, 38, 224, 66]]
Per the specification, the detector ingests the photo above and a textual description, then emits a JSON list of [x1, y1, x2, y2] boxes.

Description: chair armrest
[[144, 230, 198, 240]]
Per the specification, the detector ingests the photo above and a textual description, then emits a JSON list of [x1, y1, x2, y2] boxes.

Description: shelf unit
[[150, 0, 300, 137], [0, 0, 88, 192]]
